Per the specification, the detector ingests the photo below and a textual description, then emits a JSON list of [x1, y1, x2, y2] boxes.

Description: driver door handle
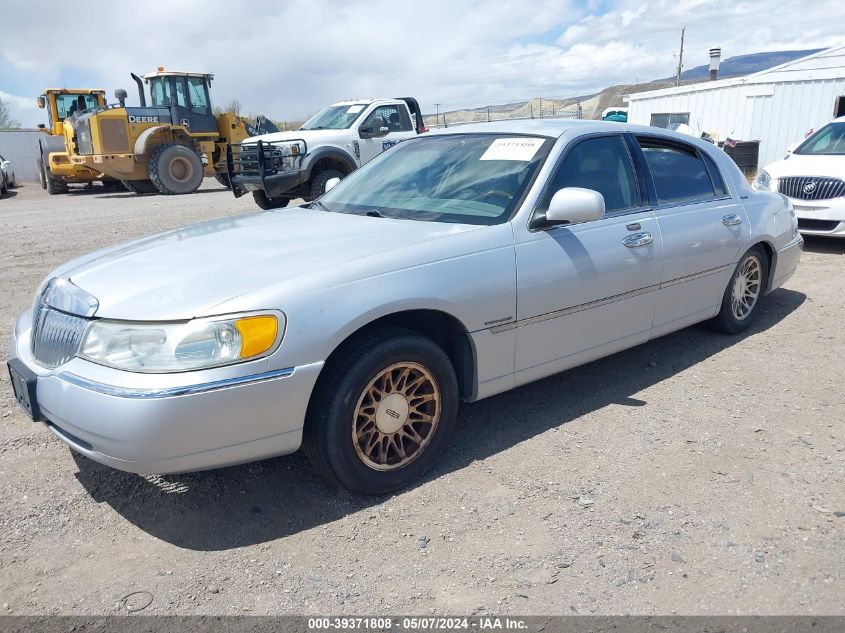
[[722, 214, 742, 226], [622, 232, 653, 248]]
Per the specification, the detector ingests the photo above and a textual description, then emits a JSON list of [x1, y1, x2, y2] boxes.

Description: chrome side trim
[[493, 263, 733, 333], [58, 367, 295, 399], [490, 284, 661, 333], [659, 263, 732, 289]]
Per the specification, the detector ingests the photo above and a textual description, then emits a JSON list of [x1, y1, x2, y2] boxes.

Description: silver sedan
[[8, 120, 803, 494]]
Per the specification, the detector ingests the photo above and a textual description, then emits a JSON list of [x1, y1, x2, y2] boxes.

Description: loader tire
[[37, 158, 47, 190], [121, 179, 159, 194], [149, 143, 204, 195], [43, 161, 68, 195]]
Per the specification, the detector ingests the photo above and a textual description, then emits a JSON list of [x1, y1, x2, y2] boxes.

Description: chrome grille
[[778, 176, 845, 200], [31, 301, 88, 368]]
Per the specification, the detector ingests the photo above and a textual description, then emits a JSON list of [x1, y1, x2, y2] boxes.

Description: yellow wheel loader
[[64, 68, 259, 195], [36, 89, 113, 194]]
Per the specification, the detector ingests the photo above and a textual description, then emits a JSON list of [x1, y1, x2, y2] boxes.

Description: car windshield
[[54, 93, 100, 120], [300, 104, 369, 130], [795, 122, 845, 155], [318, 133, 552, 225]]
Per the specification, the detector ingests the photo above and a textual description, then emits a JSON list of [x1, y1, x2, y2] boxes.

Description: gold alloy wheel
[[352, 362, 441, 471], [169, 156, 193, 183], [731, 254, 762, 320]]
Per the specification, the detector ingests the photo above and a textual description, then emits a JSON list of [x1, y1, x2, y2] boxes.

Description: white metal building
[[626, 45, 845, 168]]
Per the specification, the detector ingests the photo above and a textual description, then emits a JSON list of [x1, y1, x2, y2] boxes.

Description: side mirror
[[360, 116, 387, 138], [544, 187, 605, 226], [36, 96, 46, 109], [324, 177, 340, 193], [786, 141, 800, 154]]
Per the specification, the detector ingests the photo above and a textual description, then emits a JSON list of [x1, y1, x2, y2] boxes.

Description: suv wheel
[[303, 327, 459, 494]]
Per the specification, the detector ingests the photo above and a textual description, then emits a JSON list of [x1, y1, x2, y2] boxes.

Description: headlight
[[79, 313, 283, 372], [752, 169, 771, 191]]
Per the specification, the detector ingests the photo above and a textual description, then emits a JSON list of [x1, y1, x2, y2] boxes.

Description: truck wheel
[[214, 173, 231, 188], [310, 169, 343, 199], [121, 179, 159, 194], [148, 143, 204, 194], [252, 190, 289, 210], [43, 161, 68, 195]]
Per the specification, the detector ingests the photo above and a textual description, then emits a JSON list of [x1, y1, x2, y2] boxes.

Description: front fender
[[133, 126, 170, 157], [302, 146, 357, 174]]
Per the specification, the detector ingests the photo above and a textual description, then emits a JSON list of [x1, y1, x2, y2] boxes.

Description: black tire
[[214, 173, 231, 188], [43, 161, 68, 195], [309, 169, 344, 200], [121, 179, 159, 194], [37, 158, 47, 190], [251, 190, 289, 210], [711, 245, 769, 334], [0, 174, 6, 196], [148, 143, 204, 194], [303, 327, 459, 494]]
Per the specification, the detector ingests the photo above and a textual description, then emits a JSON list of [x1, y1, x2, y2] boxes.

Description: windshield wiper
[[366, 210, 385, 218], [311, 199, 330, 212]]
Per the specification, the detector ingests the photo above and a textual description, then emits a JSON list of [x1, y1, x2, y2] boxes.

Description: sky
[[1, 0, 844, 128]]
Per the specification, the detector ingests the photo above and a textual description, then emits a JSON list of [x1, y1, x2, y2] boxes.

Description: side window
[[187, 77, 209, 115], [638, 139, 716, 205], [701, 152, 728, 197], [542, 136, 640, 213], [175, 79, 188, 109], [364, 105, 411, 133], [650, 112, 690, 129]]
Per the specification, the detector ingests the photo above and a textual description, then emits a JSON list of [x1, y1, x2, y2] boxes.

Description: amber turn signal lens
[[235, 316, 278, 358]]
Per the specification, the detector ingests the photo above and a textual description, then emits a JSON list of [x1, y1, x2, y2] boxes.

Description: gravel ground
[[0, 181, 843, 616]]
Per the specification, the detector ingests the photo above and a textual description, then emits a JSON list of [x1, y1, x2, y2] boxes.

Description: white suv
[[754, 117, 845, 237], [227, 98, 426, 209]]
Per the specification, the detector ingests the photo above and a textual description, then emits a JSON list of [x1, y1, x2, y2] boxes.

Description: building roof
[[626, 44, 845, 101]]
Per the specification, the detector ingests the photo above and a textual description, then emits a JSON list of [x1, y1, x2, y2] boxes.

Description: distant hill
[[425, 48, 824, 124], [654, 49, 823, 82]]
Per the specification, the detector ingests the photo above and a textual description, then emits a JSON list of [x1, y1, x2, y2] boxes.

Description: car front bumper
[[9, 311, 323, 474], [787, 196, 845, 237]]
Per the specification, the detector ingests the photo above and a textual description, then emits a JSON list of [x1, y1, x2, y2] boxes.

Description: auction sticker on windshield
[[480, 137, 545, 161]]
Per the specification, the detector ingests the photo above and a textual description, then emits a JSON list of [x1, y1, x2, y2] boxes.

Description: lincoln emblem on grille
[[803, 181, 817, 194]]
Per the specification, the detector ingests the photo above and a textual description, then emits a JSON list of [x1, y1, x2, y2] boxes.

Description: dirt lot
[[0, 181, 843, 616]]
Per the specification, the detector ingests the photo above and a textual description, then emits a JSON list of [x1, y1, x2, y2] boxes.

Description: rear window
[[638, 139, 717, 205]]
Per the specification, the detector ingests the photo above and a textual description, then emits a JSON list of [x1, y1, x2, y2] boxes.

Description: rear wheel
[[121, 179, 159, 194], [148, 143, 204, 194], [303, 327, 459, 494], [310, 169, 344, 199], [43, 162, 68, 195], [252, 190, 289, 210], [711, 245, 769, 334]]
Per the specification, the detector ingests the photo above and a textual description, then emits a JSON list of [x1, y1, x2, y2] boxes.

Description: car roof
[[428, 118, 724, 148]]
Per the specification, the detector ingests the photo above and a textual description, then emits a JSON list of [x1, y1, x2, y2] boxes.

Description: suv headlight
[[79, 312, 284, 372], [752, 169, 772, 191]]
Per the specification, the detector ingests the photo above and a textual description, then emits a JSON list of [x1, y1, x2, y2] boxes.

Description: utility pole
[[434, 103, 441, 128], [487, 106, 491, 122], [675, 27, 686, 87]]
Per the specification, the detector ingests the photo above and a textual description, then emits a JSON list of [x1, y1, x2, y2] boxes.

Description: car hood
[[54, 208, 481, 320], [245, 129, 348, 145], [764, 153, 845, 178]]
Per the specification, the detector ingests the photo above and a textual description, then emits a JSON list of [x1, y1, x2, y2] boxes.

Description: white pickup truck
[[227, 97, 426, 209]]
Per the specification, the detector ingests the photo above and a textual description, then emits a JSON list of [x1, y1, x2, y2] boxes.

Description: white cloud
[[0, 0, 843, 122]]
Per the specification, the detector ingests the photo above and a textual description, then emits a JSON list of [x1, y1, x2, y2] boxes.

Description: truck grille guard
[[226, 139, 308, 199]]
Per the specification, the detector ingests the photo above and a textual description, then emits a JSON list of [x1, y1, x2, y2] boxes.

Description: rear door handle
[[722, 214, 742, 226], [622, 232, 653, 248]]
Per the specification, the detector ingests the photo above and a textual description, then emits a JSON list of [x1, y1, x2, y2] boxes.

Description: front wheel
[[148, 143, 204, 194], [711, 245, 769, 334], [252, 190, 289, 210], [303, 328, 459, 494], [309, 169, 344, 200]]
